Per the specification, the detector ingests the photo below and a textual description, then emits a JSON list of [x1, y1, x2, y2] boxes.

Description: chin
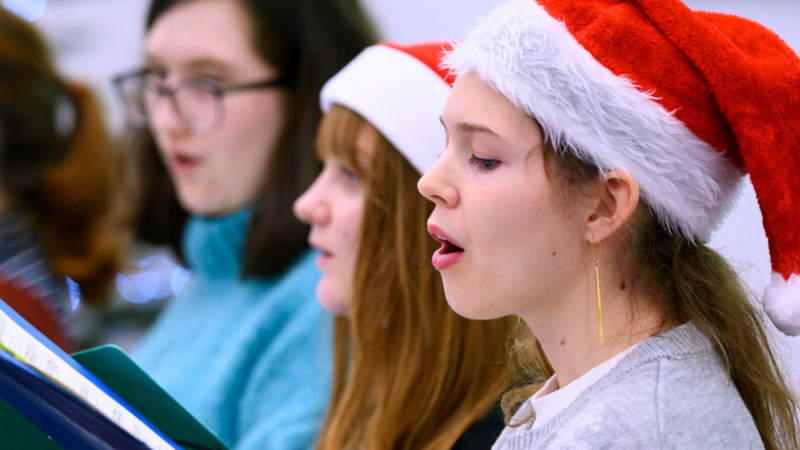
[[443, 290, 483, 320], [177, 191, 240, 217], [317, 283, 349, 316], [443, 282, 506, 320], [177, 191, 217, 216]]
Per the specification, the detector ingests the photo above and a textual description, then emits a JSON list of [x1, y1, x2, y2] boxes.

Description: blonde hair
[[315, 105, 515, 449]]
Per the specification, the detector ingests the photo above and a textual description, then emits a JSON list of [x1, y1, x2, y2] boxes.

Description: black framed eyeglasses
[[112, 69, 289, 135]]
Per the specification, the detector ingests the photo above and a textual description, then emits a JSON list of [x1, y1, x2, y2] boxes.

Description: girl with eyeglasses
[[115, 0, 376, 448], [294, 42, 518, 449], [417, 0, 799, 448]]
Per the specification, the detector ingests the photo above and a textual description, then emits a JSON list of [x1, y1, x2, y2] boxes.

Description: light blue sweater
[[493, 322, 763, 449], [134, 209, 331, 449]]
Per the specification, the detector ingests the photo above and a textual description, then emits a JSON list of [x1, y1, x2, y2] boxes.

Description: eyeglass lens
[[117, 75, 149, 128], [143, 79, 221, 133], [118, 73, 221, 134]]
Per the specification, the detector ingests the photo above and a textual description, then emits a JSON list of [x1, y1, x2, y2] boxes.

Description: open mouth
[[436, 235, 464, 254], [175, 153, 199, 165], [170, 152, 201, 173], [310, 243, 333, 269], [428, 224, 464, 254], [309, 241, 332, 257], [428, 225, 465, 271]]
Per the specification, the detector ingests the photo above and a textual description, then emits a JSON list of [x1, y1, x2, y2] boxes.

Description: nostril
[[303, 203, 330, 226]]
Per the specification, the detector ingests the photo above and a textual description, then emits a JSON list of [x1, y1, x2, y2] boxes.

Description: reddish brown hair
[[315, 106, 515, 449], [0, 9, 129, 302]]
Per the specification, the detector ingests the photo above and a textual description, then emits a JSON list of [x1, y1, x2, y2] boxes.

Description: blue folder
[[0, 298, 180, 449]]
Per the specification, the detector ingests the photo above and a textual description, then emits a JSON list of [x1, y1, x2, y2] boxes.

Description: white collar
[[530, 344, 637, 429]]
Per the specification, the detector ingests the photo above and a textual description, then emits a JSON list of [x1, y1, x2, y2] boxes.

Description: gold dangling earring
[[593, 241, 605, 346]]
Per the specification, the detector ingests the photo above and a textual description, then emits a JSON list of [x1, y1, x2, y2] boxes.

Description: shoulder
[[273, 249, 321, 287], [565, 322, 762, 447], [253, 250, 321, 316]]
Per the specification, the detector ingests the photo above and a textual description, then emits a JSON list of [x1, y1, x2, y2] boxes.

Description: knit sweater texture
[[134, 209, 331, 449], [0, 211, 71, 326], [493, 322, 763, 449]]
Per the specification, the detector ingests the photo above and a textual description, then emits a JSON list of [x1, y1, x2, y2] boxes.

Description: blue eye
[[469, 155, 500, 171], [339, 165, 360, 182]]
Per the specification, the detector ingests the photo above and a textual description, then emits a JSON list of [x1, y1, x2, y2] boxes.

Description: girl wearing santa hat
[[418, 0, 799, 448], [294, 42, 517, 449]]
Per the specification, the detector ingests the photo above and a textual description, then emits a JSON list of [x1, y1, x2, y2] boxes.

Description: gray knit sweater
[[493, 322, 763, 449]]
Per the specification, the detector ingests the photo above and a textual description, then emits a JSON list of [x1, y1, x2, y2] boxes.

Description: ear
[[583, 170, 640, 243]]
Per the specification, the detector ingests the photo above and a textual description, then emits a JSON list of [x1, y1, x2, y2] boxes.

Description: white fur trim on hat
[[763, 272, 800, 336], [444, 0, 742, 241], [320, 45, 451, 175]]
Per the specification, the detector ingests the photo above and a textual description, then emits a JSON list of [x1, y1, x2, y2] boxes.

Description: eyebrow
[[142, 54, 233, 77], [439, 116, 501, 138], [186, 58, 232, 75]]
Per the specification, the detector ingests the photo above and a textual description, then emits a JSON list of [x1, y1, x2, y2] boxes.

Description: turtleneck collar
[[183, 208, 252, 279]]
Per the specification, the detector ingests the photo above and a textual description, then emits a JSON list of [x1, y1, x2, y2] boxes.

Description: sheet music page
[[0, 308, 175, 450]]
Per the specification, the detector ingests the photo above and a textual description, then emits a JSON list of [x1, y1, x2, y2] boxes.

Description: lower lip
[[316, 254, 332, 268], [431, 247, 464, 271]]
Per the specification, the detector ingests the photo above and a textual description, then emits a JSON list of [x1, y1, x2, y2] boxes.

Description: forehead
[[444, 71, 541, 149], [144, 0, 261, 73], [319, 107, 377, 170]]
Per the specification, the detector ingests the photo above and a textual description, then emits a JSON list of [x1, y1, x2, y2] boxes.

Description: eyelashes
[[469, 155, 500, 171], [338, 165, 360, 183]]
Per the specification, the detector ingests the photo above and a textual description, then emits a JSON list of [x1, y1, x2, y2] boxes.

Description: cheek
[[319, 198, 364, 316], [473, 181, 573, 279], [225, 149, 270, 200], [340, 202, 365, 272], [217, 96, 285, 191]]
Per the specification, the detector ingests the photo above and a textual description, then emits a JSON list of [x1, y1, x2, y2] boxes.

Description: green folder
[[71, 345, 227, 450]]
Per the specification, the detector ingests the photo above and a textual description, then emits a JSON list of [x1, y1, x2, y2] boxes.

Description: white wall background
[[21, 0, 800, 391]]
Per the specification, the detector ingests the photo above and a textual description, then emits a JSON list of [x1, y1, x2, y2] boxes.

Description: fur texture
[[763, 273, 800, 336], [444, 0, 742, 242]]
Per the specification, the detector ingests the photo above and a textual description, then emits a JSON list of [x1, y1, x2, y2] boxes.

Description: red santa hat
[[445, 0, 800, 335], [320, 41, 454, 174]]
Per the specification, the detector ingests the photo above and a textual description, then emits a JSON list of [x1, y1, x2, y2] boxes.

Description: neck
[[522, 266, 662, 388], [183, 208, 252, 277]]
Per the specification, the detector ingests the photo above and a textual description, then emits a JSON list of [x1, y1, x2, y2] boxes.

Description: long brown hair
[[132, 0, 377, 276], [503, 141, 800, 449], [0, 9, 128, 303], [315, 105, 514, 449]]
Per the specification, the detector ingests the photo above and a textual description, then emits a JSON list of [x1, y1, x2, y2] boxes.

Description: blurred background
[[4, 0, 799, 391]]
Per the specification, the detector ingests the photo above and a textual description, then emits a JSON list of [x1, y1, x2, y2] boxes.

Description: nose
[[293, 177, 330, 226], [418, 148, 459, 207]]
